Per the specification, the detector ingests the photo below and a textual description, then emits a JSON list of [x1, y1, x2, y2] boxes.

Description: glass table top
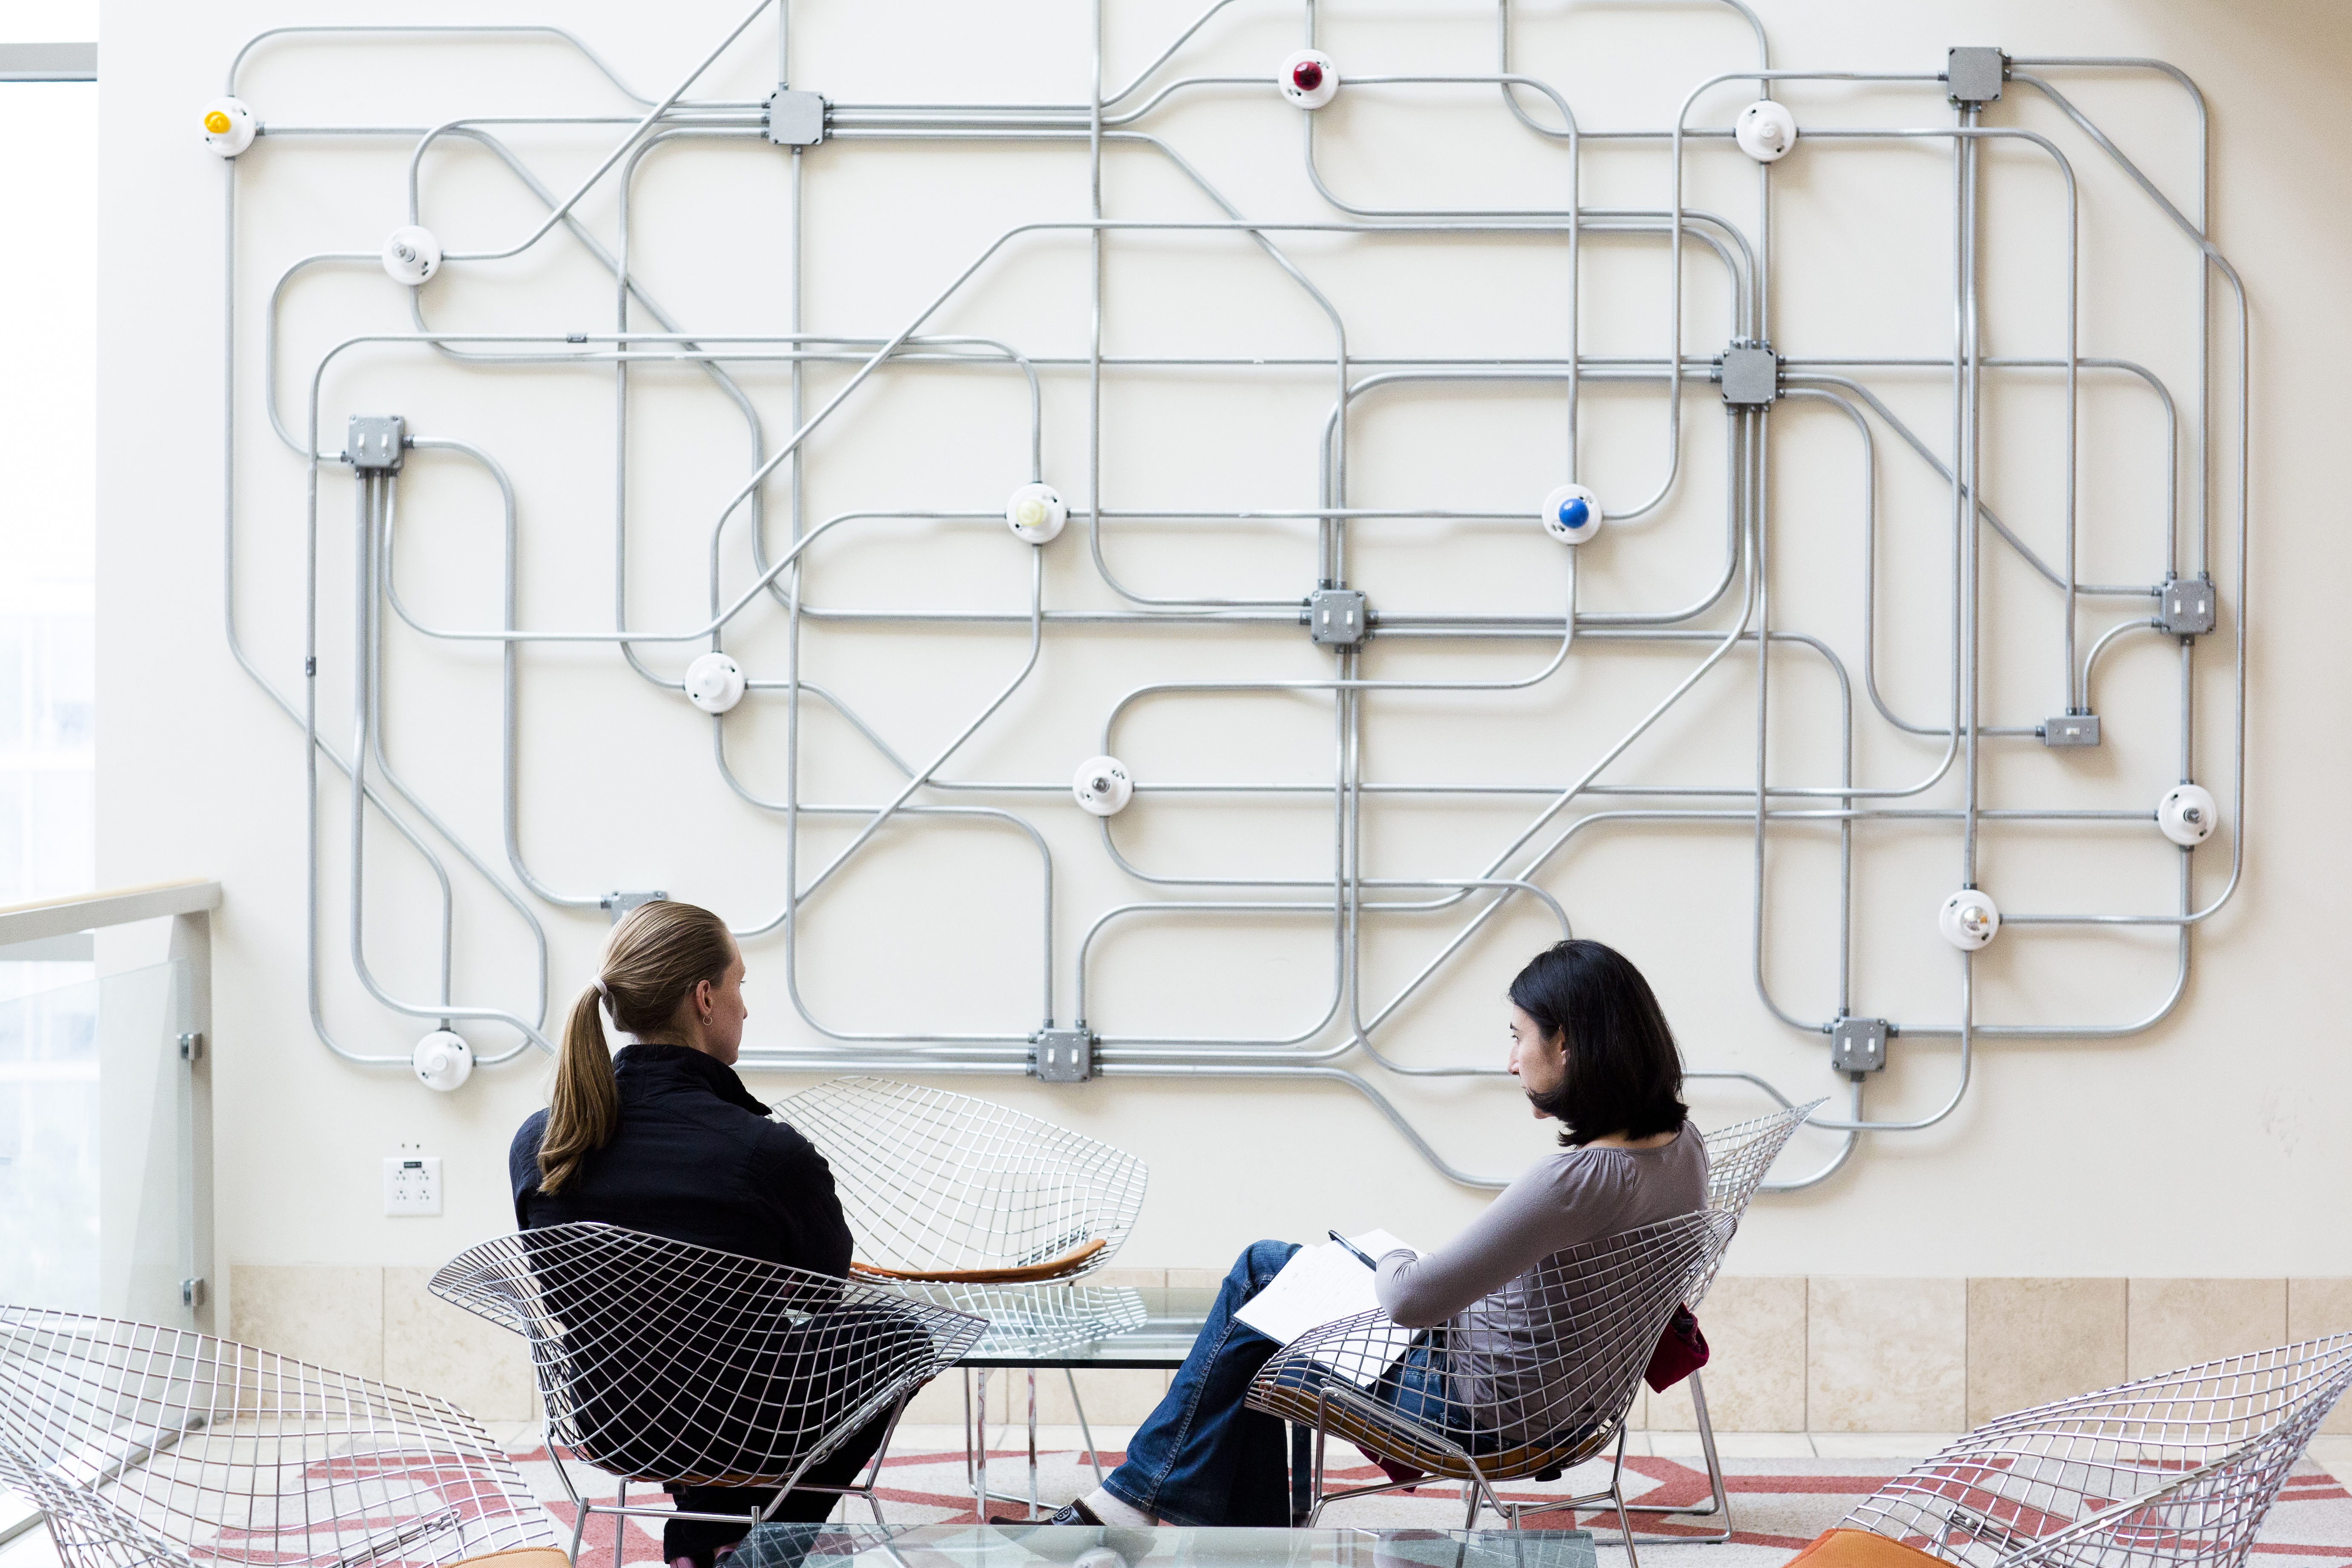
[[734, 1523, 1599, 1568], [910, 1284, 1218, 1368]]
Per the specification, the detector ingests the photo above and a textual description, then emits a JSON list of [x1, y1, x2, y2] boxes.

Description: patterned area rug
[[508, 1440, 2352, 1568]]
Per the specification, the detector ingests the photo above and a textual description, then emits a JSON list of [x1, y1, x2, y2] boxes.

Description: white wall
[[95, 0, 2352, 1316]]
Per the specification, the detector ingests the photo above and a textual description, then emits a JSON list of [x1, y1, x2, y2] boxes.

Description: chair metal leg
[[611, 1478, 627, 1568], [1618, 1371, 1734, 1544], [1066, 1368, 1106, 1488], [1610, 1459, 1642, 1568], [1026, 1368, 1041, 1519]]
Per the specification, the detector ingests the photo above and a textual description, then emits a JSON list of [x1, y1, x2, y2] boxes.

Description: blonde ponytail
[[538, 986, 619, 1195], [536, 900, 736, 1194]]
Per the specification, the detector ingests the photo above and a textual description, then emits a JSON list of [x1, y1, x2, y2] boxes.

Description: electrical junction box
[[1716, 342, 1779, 408], [601, 889, 668, 923], [383, 1155, 442, 1216], [1830, 1017, 1889, 1074], [347, 415, 405, 473], [2158, 576, 2216, 636], [1947, 47, 2007, 105], [1032, 1029, 1094, 1082], [765, 89, 826, 146], [2043, 713, 2101, 748], [1306, 588, 1368, 648]]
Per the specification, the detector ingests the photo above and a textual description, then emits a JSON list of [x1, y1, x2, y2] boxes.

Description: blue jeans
[[1102, 1240, 1457, 1527]]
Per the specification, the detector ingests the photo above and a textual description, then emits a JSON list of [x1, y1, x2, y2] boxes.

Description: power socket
[[383, 1155, 443, 1217]]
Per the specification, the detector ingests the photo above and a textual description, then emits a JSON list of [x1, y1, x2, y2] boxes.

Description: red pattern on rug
[[505, 1444, 2352, 1568]]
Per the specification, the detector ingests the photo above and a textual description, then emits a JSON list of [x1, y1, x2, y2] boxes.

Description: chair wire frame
[[1624, 1099, 1826, 1542], [767, 1078, 1147, 1285], [1245, 1207, 1738, 1557], [766, 1077, 1150, 1516], [1839, 1334, 2352, 1568], [427, 1224, 986, 1559], [0, 1305, 558, 1568]]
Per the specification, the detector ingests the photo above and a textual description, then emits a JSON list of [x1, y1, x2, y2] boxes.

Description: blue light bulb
[[1557, 497, 1589, 529]]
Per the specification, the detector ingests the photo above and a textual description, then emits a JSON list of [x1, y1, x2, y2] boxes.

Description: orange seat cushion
[[444, 1549, 574, 1568], [1784, 1530, 1950, 1568]]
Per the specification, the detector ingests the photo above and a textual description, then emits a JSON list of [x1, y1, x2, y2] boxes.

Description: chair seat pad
[[444, 1549, 575, 1568], [1784, 1529, 1950, 1568]]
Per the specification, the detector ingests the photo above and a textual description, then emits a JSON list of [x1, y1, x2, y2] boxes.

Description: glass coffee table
[[734, 1522, 1598, 1568], [904, 1284, 1216, 1520]]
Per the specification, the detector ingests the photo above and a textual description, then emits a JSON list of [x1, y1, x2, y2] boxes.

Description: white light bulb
[[381, 225, 442, 286], [1006, 483, 1067, 543], [412, 1030, 473, 1091], [1735, 100, 1799, 163], [1937, 889, 2000, 951], [1073, 755, 1133, 816], [683, 651, 746, 714]]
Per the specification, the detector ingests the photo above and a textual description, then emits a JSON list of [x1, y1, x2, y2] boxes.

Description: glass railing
[[0, 957, 200, 1325]]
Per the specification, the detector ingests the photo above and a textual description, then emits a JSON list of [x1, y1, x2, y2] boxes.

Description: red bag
[[1644, 1303, 1710, 1392]]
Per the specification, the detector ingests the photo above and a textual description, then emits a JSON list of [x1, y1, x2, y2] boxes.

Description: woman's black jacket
[[507, 1040, 852, 1276]]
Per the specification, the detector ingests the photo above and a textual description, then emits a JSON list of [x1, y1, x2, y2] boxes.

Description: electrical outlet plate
[[1306, 588, 1368, 648], [383, 1155, 442, 1216], [1830, 1017, 1889, 1074], [2044, 713, 2101, 748], [1032, 1029, 1094, 1081], [2157, 576, 2216, 636], [347, 414, 405, 473]]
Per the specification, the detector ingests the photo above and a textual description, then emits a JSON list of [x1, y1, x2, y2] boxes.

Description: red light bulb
[[1291, 60, 1325, 92]]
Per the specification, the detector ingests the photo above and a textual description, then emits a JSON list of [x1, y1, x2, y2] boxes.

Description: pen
[[1328, 1230, 1380, 1270]]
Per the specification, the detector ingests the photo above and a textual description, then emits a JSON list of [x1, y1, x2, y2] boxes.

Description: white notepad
[[1234, 1230, 1420, 1387]]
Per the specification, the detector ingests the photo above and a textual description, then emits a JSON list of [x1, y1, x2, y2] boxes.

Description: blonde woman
[[509, 900, 860, 1568]]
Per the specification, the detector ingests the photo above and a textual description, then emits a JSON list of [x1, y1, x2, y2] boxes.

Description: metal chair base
[[964, 1367, 1107, 1520], [1614, 1368, 1733, 1545]]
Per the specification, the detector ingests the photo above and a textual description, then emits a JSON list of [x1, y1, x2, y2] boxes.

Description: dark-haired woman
[[1051, 937, 1707, 1529], [509, 900, 873, 1568]]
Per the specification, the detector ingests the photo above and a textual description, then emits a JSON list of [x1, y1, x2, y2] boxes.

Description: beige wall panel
[[1966, 1278, 2127, 1429], [2289, 1279, 2352, 1434], [1651, 1276, 1807, 1433], [381, 1265, 537, 1423], [228, 1264, 385, 1380], [2125, 1280, 2288, 1381], [1808, 1278, 1965, 1432]]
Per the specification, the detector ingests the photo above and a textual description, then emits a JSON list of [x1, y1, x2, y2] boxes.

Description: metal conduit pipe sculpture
[[216, 4, 2250, 1194]]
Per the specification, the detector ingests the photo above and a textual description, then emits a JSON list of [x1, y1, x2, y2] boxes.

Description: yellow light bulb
[[204, 110, 232, 135], [1015, 499, 1046, 527]]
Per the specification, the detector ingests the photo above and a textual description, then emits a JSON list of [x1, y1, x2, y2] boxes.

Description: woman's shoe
[[1045, 1498, 1104, 1526]]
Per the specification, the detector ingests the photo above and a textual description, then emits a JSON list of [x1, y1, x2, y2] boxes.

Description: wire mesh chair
[[427, 1224, 986, 1558], [1833, 1334, 2352, 1568], [1629, 1098, 1826, 1542], [767, 1078, 1147, 1285], [1247, 1207, 1737, 1554], [766, 1077, 1151, 1519], [0, 1305, 557, 1568]]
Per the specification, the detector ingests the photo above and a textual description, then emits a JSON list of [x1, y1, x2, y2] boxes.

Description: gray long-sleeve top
[[1371, 1123, 1709, 1443]]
